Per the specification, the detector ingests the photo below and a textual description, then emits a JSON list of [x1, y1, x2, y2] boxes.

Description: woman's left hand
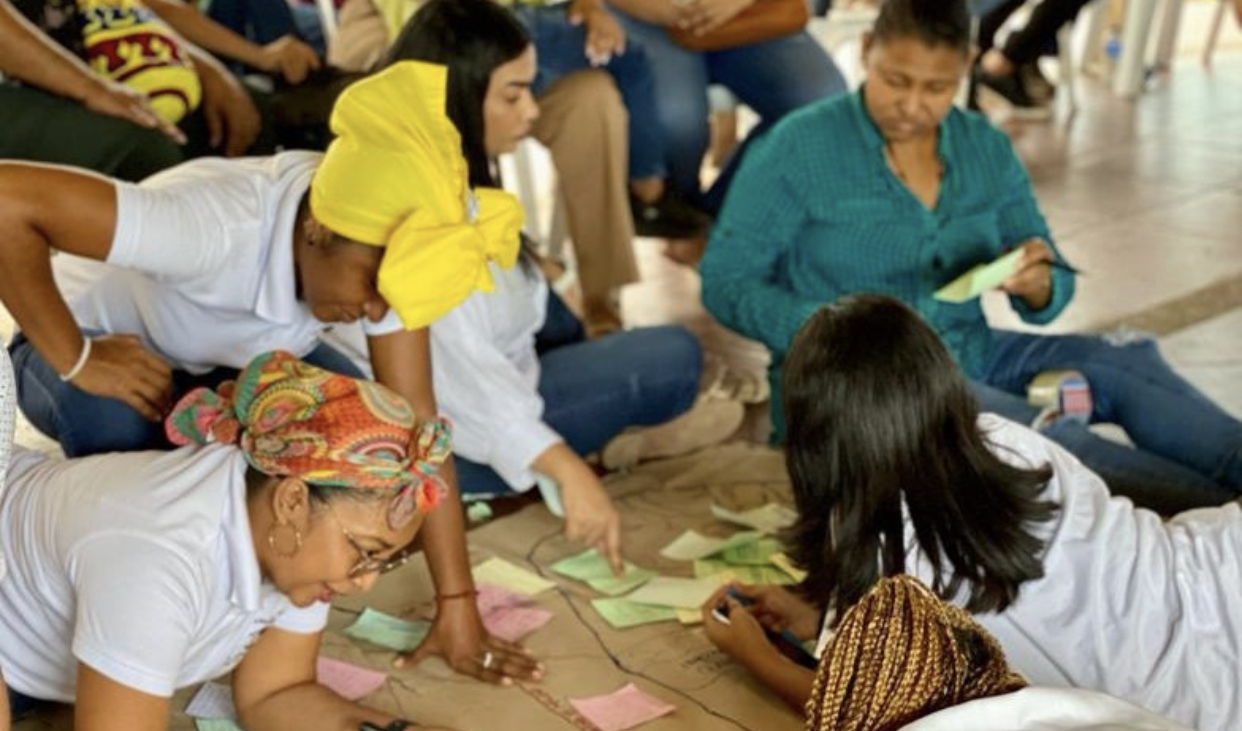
[[568, 0, 627, 65], [1001, 238, 1056, 309], [676, 0, 756, 36], [397, 599, 543, 684], [701, 592, 777, 667]]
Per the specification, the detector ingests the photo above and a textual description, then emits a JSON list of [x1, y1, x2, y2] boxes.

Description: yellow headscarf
[[310, 61, 523, 330]]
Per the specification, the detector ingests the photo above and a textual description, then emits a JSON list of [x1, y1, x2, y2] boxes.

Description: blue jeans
[[513, 5, 666, 181], [6, 685, 44, 721], [614, 13, 847, 211], [455, 292, 702, 495], [9, 334, 362, 457], [973, 330, 1242, 514]]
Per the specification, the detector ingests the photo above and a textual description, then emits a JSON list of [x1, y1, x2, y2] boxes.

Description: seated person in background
[[0, 0, 252, 178], [971, 0, 1095, 120], [606, 0, 848, 219], [0, 62, 538, 685], [329, 0, 695, 334], [0, 351, 454, 731], [329, 0, 743, 574], [700, 0, 1242, 514], [703, 294, 1242, 731], [141, 0, 321, 86]]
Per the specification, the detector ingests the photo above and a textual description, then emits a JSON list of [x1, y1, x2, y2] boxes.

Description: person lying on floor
[[701, 293, 1242, 731], [0, 351, 454, 731], [327, 0, 744, 574], [700, 0, 1242, 513], [0, 61, 539, 685]]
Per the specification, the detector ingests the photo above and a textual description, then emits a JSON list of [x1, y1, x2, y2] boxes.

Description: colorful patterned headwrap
[[310, 61, 523, 331], [166, 351, 449, 523]]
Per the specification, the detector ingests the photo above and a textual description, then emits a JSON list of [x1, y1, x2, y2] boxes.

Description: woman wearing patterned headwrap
[[0, 351, 452, 731], [0, 60, 541, 684]]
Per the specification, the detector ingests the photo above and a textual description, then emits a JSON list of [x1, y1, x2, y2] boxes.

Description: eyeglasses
[[327, 506, 415, 578]]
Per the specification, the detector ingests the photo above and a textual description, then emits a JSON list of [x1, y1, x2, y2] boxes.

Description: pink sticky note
[[482, 604, 554, 643], [476, 583, 528, 614], [316, 656, 387, 701], [569, 683, 676, 731]]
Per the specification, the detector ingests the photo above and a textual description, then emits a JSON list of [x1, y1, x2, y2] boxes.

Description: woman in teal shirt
[[700, 0, 1241, 514]]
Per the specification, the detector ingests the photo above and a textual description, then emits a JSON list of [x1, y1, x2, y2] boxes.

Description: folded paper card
[[317, 656, 387, 701], [710, 502, 796, 534], [552, 548, 657, 596], [659, 529, 763, 561], [344, 607, 430, 652], [625, 576, 724, 609], [934, 248, 1025, 303], [186, 682, 235, 719], [569, 683, 677, 731], [473, 557, 557, 595], [591, 597, 679, 628]]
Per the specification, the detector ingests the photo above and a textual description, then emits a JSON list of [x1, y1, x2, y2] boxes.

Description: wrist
[[435, 588, 479, 603]]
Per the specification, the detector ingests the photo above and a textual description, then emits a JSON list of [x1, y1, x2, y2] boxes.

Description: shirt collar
[[255, 169, 317, 324]]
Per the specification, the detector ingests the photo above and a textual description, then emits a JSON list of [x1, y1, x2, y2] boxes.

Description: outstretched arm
[[0, 0, 184, 142], [367, 328, 543, 685], [0, 163, 173, 419]]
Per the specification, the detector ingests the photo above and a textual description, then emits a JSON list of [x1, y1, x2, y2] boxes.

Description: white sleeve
[[108, 179, 235, 280], [272, 599, 330, 634], [430, 304, 561, 492], [70, 534, 203, 698]]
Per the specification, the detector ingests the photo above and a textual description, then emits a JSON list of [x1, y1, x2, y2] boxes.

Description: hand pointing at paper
[[1000, 238, 1060, 310]]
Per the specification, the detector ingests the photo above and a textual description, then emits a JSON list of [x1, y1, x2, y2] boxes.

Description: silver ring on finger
[[481, 650, 495, 670]]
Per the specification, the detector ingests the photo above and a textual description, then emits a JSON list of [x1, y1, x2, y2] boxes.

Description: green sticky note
[[934, 248, 1025, 303], [591, 597, 679, 628], [195, 720, 245, 731], [343, 607, 430, 652], [551, 549, 657, 596], [693, 559, 799, 586], [473, 557, 557, 596], [659, 529, 764, 561], [721, 537, 784, 566]]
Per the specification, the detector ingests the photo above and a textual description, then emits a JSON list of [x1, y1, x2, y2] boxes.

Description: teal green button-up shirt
[[701, 90, 1075, 439]]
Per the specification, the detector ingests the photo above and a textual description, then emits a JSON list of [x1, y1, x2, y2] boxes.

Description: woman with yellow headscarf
[[325, 0, 741, 592], [0, 351, 452, 731], [0, 57, 537, 686]]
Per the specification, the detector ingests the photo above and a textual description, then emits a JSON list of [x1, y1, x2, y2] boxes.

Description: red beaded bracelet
[[435, 588, 479, 603]]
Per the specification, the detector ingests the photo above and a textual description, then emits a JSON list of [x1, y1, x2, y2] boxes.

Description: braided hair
[[804, 574, 1026, 731]]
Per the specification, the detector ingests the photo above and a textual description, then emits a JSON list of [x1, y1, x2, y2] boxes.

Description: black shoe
[[630, 189, 712, 239], [974, 67, 1053, 121]]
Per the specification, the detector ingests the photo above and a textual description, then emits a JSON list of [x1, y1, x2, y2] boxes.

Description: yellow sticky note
[[934, 248, 1025, 303], [473, 557, 556, 596]]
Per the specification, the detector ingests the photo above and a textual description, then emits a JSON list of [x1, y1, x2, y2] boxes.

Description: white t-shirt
[[816, 414, 1242, 731], [0, 445, 328, 701], [326, 261, 560, 490], [900, 687, 1194, 731], [52, 152, 401, 375], [0, 346, 14, 580]]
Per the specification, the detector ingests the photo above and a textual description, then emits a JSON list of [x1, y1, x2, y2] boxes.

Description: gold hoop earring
[[268, 523, 303, 558]]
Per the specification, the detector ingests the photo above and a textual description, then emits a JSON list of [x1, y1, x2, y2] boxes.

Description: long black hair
[[782, 294, 1056, 618], [382, 0, 531, 188], [871, 0, 971, 54]]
